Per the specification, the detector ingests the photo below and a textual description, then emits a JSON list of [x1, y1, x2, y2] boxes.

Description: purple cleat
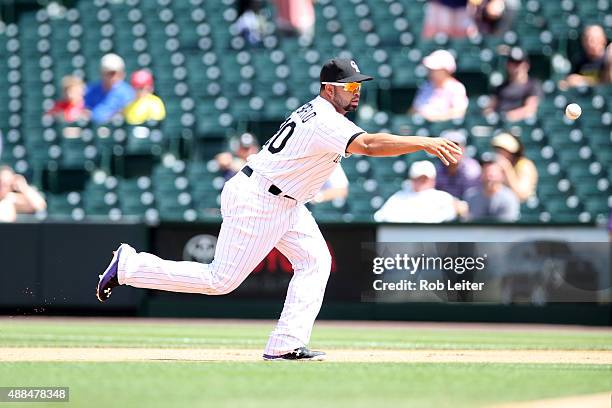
[[96, 244, 127, 302]]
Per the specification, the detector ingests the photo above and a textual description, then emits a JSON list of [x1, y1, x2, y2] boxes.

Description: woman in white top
[[374, 161, 467, 223], [411, 50, 469, 122]]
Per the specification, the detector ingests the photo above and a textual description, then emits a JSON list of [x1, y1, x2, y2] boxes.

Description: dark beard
[[333, 94, 358, 113], [344, 103, 357, 112]]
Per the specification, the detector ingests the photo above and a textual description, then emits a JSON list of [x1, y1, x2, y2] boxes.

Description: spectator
[[274, 0, 315, 41], [603, 43, 612, 83], [559, 25, 609, 89], [609, 209, 612, 241], [311, 166, 349, 204], [411, 50, 469, 122], [422, 0, 475, 39], [216, 133, 260, 181], [0, 166, 47, 222], [435, 130, 481, 198], [464, 154, 520, 221], [471, 0, 517, 36], [491, 132, 538, 202], [235, 0, 268, 46], [124, 70, 166, 125], [84, 53, 135, 124], [47, 75, 89, 123], [374, 161, 467, 223], [483, 47, 543, 122]]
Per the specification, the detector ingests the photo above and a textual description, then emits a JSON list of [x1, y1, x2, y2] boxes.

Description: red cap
[[131, 70, 154, 89]]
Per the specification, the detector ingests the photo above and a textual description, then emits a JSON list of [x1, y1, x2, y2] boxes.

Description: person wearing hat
[[374, 160, 467, 223], [435, 130, 481, 199], [411, 50, 469, 122], [464, 153, 520, 221], [97, 58, 461, 361], [483, 47, 542, 122], [124, 70, 166, 125], [491, 133, 538, 202], [84, 53, 135, 124]]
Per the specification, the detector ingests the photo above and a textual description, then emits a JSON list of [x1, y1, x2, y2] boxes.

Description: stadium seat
[[0, 0, 607, 227]]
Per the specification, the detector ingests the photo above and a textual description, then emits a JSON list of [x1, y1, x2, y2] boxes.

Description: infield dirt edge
[[2, 347, 611, 364]]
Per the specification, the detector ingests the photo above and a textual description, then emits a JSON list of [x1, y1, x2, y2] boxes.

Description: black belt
[[241, 166, 295, 200]]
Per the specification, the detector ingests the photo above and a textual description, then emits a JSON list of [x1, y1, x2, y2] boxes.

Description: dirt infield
[[2, 347, 611, 364]]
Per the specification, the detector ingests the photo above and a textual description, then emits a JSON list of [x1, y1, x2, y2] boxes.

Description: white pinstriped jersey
[[247, 96, 365, 202]]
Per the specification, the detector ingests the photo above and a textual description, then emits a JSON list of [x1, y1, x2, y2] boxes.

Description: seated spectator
[[411, 50, 469, 122], [491, 133, 538, 202], [124, 70, 166, 125], [464, 154, 520, 221], [84, 53, 135, 124], [471, 0, 517, 36], [559, 25, 609, 89], [435, 130, 481, 198], [422, 0, 475, 39], [47, 75, 89, 123], [604, 43, 612, 83], [609, 209, 612, 241], [374, 161, 467, 223], [216, 133, 260, 181], [0, 166, 47, 222], [274, 0, 315, 41], [235, 0, 268, 46], [311, 166, 349, 204], [483, 47, 542, 122]]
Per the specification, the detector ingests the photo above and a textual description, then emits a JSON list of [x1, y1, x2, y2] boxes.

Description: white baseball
[[565, 103, 582, 120]]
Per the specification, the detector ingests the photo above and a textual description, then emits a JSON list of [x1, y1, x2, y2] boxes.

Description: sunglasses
[[321, 81, 362, 94]]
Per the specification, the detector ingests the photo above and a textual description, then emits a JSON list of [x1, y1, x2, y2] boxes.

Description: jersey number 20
[[265, 119, 296, 154]]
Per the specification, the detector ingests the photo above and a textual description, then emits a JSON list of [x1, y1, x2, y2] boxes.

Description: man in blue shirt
[[84, 53, 135, 124], [435, 130, 481, 199], [464, 154, 520, 222]]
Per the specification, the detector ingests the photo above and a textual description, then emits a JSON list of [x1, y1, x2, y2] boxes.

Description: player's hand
[[495, 154, 514, 182], [12, 175, 28, 192], [423, 138, 462, 166], [565, 74, 588, 87]]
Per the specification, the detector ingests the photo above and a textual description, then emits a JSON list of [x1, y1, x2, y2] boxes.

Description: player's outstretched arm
[[347, 132, 462, 165]]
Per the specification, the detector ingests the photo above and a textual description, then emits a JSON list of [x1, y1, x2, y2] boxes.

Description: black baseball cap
[[320, 58, 374, 83]]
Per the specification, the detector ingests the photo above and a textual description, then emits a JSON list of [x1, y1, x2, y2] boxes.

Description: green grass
[[0, 319, 610, 350], [0, 319, 610, 407], [0, 362, 609, 408]]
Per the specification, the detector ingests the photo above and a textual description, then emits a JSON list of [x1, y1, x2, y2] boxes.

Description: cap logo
[[350, 60, 360, 72]]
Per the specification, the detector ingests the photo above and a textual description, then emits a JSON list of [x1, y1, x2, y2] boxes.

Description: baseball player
[[97, 58, 461, 361]]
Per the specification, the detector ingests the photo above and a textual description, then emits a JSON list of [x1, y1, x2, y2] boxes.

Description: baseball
[[565, 103, 582, 120]]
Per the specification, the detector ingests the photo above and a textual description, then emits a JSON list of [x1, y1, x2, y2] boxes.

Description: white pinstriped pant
[[117, 170, 332, 356]]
